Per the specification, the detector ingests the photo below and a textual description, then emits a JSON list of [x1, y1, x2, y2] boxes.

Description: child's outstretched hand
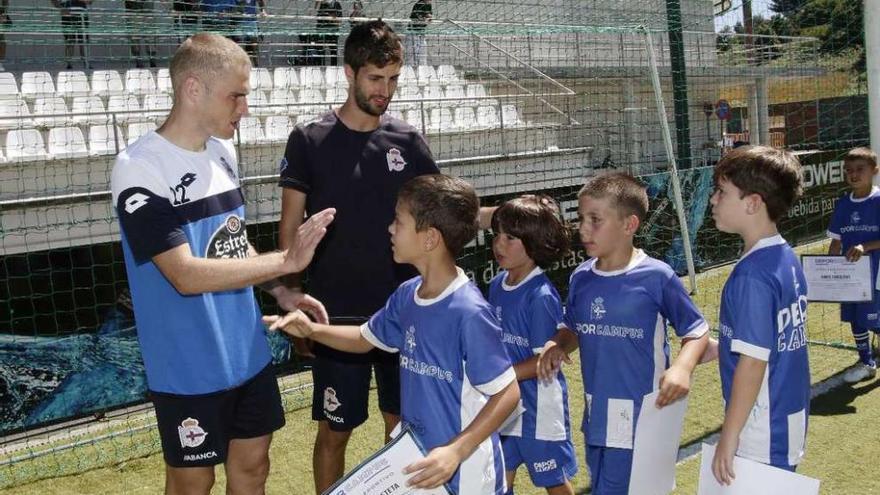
[[403, 444, 462, 489], [655, 364, 691, 407], [263, 311, 314, 338], [537, 340, 571, 381]]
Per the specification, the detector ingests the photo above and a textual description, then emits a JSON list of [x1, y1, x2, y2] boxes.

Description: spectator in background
[[405, 0, 431, 67], [0, 0, 10, 72], [315, 0, 341, 66], [349, 0, 363, 29], [51, 0, 92, 70], [172, 0, 200, 42], [201, 0, 238, 35], [235, 0, 267, 67], [125, 0, 157, 69]]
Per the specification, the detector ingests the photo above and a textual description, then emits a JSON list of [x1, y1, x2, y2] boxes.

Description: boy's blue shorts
[[586, 445, 633, 495], [501, 435, 578, 488], [841, 300, 880, 329]]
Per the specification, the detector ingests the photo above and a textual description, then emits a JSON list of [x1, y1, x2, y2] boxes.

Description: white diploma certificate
[[323, 428, 451, 495], [697, 443, 820, 495], [628, 391, 689, 495], [802, 255, 872, 302]]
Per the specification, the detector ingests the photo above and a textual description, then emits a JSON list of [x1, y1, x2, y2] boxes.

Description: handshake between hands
[[263, 311, 314, 338]]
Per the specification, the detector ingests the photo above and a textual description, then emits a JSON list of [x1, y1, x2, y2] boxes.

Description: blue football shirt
[[718, 234, 811, 467], [362, 269, 515, 495], [562, 250, 708, 449]]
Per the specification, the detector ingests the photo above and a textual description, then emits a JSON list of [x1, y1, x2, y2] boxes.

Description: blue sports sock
[[852, 325, 875, 366]]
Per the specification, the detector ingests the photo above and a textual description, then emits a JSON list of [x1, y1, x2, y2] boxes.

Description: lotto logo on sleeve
[[178, 417, 208, 448]]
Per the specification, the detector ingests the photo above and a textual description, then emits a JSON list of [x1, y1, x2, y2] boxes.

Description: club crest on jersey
[[852, 211, 861, 224], [206, 214, 248, 259], [405, 326, 417, 354], [495, 306, 503, 321], [324, 387, 342, 412], [178, 417, 208, 448], [591, 297, 606, 320], [386, 148, 406, 172]]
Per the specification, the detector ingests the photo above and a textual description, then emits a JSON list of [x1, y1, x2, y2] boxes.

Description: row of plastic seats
[[394, 104, 526, 133], [0, 69, 171, 100], [235, 115, 326, 144], [0, 94, 172, 129], [390, 83, 495, 110], [1, 123, 157, 162], [0, 64, 465, 101]]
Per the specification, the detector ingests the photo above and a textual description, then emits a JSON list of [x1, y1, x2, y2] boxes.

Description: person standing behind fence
[[0, 0, 10, 72], [315, 0, 341, 66], [826, 147, 880, 383], [349, 0, 363, 29], [173, 0, 200, 42], [124, 0, 157, 69], [405, 0, 431, 67], [110, 33, 335, 494], [51, 0, 91, 70], [235, 0, 267, 67]]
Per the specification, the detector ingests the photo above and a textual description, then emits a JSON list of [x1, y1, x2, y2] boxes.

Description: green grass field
[[2, 240, 875, 494]]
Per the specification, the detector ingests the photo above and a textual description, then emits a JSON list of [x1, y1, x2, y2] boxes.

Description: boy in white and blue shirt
[[537, 173, 710, 495], [266, 175, 519, 495], [488, 195, 577, 495], [709, 146, 811, 482], [827, 147, 880, 383]]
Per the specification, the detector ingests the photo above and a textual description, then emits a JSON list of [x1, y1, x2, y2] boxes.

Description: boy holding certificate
[[709, 146, 811, 484], [266, 174, 520, 494], [827, 147, 880, 383], [536, 172, 710, 495]]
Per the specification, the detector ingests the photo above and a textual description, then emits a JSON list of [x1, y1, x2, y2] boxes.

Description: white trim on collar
[[740, 234, 786, 262], [849, 186, 880, 203], [501, 266, 544, 291], [414, 267, 470, 306], [590, 249, 648, 277]]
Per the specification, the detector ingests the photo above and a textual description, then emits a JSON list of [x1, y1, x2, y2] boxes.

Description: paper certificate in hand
[[801, 255, 872, 303], [323, 428, 451, 495]]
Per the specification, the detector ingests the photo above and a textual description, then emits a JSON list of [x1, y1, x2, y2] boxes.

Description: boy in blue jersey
[[488, 195, 578, 495], [709, 146, 810, 484], [827, 147, 880, 383], [111, 34, 335, 494], [537, 173, 710, 495], [266, 174, 521, 494]]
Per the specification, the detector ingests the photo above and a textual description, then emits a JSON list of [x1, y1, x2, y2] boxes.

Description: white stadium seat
[[107, 94, 143, 123], [48, 127, 88, 158], [56, 71, 91, 98], [264, 116, 293, 142], [126, 121, 157, 144], [250, 68, 273, 92], [0, 98, 33, 129], [502, 104, 525, 127], [6, 128, 48, 162], [299, 67, 324, 89], [0, 72, 19, 99], [32, 97, 70, 127], [20, 72, 56, 99], [476, 105, 500, 129], [124, 69, 157, 96], [91, 70, 125, 97], [70, 96, 108, 125], [88, 124, 125, 155], [454, 106, 477, 130], [156, 68, 173, 94], [273, 67, 299, 90], [236, 117, 265, 144]]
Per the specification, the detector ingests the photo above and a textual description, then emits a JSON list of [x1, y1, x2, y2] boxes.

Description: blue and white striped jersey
[[718, 234, 811, 467], [562, 250, 708, 449], [362, 269, 515, 495], [488, 267, 572, 442], [111, 131, 271, 395]]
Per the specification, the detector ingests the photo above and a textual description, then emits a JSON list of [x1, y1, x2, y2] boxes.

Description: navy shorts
[[586, 445, 634, 495], [151, 363, 285, 468], [501, 435, 578, 487], [311, 353, 400, 431]]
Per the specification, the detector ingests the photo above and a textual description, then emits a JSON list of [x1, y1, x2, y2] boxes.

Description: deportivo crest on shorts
[[386, 148, 406, 172], [178, 417, 208, 448], [324, 387, 342, 412]]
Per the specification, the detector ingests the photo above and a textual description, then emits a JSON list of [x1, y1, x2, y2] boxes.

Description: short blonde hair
[[169, 33, 250, 95]]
